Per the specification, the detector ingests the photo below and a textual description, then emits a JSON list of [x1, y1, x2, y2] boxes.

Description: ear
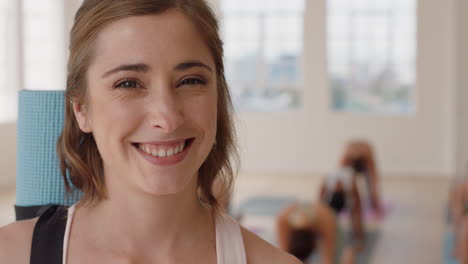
[[72, 101, 92, 133]]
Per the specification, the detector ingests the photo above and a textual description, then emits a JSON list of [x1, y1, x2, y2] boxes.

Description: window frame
[[220, 0, 306, 112]]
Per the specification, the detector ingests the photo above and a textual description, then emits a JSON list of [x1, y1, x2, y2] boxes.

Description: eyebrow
[[102, 61, 212, 78], [102, 64, 150, 78], [174, 61, 212, 73]]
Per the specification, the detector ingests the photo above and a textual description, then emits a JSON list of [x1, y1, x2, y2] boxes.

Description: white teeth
[[138, 140, 188, 158], [167, 148, 174, 156], [158, 149, 166, 158]]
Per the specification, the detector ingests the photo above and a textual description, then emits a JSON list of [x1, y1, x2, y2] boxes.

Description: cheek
[[185, 94, 217, 135], [88, 96, 143, 149]]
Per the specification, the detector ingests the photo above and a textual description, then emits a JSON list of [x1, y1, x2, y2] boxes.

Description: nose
[[146, 88, 184, 133]]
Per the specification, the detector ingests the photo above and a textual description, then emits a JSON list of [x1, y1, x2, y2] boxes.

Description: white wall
[[0, 124, 16, 188], [236, 0, 458, 177], [0, 0, 464, 189], [455, 0, 468, 176]]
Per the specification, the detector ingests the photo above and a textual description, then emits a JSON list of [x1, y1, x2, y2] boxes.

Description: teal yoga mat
[[16, 90, 82, 207]]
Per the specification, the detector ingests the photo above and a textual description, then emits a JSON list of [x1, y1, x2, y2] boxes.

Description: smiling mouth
[[132, 138, 195, 158]]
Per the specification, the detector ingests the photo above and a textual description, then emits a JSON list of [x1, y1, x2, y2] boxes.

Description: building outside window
[[221, 0, 305, 111], [328, 0, 416, 114]]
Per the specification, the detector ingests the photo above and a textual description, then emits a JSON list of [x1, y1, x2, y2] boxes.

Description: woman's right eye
[[114, 79, 142, 89]]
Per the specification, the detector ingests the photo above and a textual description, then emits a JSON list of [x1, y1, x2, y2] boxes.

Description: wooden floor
[[0, 174, 451, 263]]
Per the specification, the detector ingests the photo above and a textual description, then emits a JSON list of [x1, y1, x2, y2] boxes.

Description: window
[[0, 0, 6, 98], [23, 0, 66, 91], [0, 0, 17, 122], [221, 0, 305, 111], [328, 0, 416, 114], [0, 0, 66, 123]]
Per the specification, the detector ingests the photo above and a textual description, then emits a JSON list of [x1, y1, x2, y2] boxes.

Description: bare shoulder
[[0, 217, 38, 264], [241, 226, 302, 264]]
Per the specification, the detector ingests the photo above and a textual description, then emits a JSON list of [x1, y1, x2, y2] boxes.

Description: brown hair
[[288, 228, 317, 261], [57, 0, 238, 213]]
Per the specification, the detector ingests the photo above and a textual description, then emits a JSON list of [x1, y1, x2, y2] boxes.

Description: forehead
[[90, 10, 214, 72]]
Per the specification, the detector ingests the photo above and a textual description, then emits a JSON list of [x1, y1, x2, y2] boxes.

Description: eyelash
[[113, 77, 206, 89], [177, 77, 206, 87], [114, 78, 142, 89]]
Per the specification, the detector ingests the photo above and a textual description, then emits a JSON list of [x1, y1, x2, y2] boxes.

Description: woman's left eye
[[114, 79, 141, 89], [178, 78, 205, 87]]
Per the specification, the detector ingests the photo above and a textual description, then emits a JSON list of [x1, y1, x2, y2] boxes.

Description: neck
[[75, 176, 215, 258]]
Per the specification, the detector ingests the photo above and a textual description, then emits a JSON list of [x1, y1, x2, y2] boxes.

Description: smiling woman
[[65, 11, 222, 205], [0, 0, 300, 263]]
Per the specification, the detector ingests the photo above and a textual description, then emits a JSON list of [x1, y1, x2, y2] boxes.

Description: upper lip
[[134, 138, 192, 146]]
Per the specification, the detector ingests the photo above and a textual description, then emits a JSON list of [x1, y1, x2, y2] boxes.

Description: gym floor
[[0, 174, 450, 264]]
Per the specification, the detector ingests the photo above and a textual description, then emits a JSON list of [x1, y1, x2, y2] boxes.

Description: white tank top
[[325, 167, 353, 190], [62, 204, 247, 264]]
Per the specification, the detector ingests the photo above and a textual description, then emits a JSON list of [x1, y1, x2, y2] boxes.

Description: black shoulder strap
[[15, 205, 54, 221], [30, 205, 69, 264]]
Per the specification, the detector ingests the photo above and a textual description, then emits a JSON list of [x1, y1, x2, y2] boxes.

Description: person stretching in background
[[277, 202, 355, 264], [340, 140, 382, 215], [320, 167, 365, 249], [450, 180, 468, 263]]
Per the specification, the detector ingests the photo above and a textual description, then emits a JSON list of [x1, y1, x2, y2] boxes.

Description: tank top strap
[[30, 205, 69, 264], [215, 213, 247, 264], [63, 204, 77, 264], [32, 206, 246, 264]]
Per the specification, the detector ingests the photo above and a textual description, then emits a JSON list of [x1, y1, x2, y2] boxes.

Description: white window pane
[[0, 0, 7, 93], [221, 0, 304, 13], [221, 0, 304, 111], [223, 15, 260, 59], [328, 0, 416, 114], [23, 0, 66, 91], [0, 0, 18, 122]]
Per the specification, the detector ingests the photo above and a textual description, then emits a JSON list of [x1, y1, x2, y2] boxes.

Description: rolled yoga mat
[[16, 90, 82, 220]]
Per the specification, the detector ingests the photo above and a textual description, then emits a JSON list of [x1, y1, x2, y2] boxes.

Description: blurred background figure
[[447, 177, 468, 264], [339, 140, 382, 216], [276, 201, 354, 264], [320, 167, 365, 248]]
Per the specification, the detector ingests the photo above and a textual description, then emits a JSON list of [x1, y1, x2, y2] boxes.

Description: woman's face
[[74, 10, 217, 196]]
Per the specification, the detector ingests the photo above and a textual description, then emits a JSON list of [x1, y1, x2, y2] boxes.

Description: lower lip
[[133, 140, 193, 166]]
